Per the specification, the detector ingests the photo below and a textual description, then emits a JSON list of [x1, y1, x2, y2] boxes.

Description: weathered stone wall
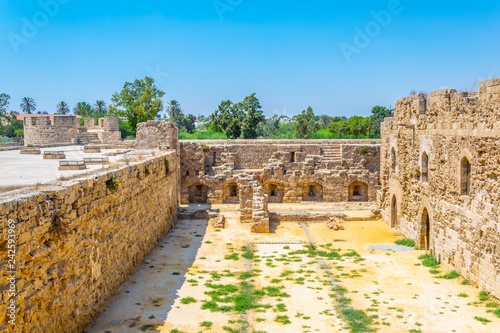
[[0, 151, 179, 332], [180, 140, 380, 204], [136, 120, 179, 150], [379, 77, 500, 299], [251, 184, 270, 233], [23, 116, 78, 147], [24, 116, 121, 146]]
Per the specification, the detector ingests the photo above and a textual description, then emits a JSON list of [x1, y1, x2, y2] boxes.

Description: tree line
[[1, 76, 392, 140]]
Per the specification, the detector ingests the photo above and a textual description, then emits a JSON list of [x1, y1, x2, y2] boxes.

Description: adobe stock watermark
[[146, 65, 170, 84], [213, 0, 243, 21], [339, 0, 409, 64], [7, 0, 71, 54]]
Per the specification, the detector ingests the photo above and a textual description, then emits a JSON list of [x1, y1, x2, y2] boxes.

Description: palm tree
[[73, 102, 93, 116], [56, 101, 70, 115], [20, 97, 36, 114], [94, 100, 107, 114], [168, 100, 182, 123], [320, 115, 335, 128]]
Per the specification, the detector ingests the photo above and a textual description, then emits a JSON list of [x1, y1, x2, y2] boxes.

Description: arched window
[[230, 184, 238, 197], [460, 157, 471, 195], [391, 148, 396, 173], [421, 152, 429, 183], [391, 195, 398, 228]]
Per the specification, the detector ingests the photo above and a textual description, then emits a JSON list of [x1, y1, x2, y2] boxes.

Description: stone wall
[[180, 140, 380, 204], [24, 116, 121, 146], [136, 120, 179, 150], [0, 151, 179, 332], [378, 77, 500, 299], [23, 116, 78, 147]]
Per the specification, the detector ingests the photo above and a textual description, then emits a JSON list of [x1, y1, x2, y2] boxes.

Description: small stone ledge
[[20, 147, 41, 154], [43, 151, 66, 159], [59, 160, 86, 171]]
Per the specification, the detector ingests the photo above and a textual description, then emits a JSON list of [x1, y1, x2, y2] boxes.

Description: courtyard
[[88, 203, 500, 333]]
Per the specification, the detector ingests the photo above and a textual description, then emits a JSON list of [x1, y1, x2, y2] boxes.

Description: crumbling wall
[[24, 116, 121, 146], [251, 184, 270, 233], [180, 140, 380, 204], [0, 151, 179, 332], [379, 77, 500, 299], [23, 116, 78, 147], [136, 120, 179, 150]]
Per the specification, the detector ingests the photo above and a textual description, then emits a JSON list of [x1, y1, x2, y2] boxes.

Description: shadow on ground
[[87, 215, 209, 333]]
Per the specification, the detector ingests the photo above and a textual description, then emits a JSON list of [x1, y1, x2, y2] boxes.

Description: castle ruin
[[1, 77, 500, 332], [23, 116, 121, 146], [379, 77, 500, 300]]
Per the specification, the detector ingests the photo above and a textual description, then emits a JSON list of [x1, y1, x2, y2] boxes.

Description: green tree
[[345, 116, 368, 139], [0, 112, 23, 138], [0, 93, 10, 114], [318, 115, 333, 128], [294, 106, 319, 139], [56, 101, 70, 115], [327, 120, 347, 139], [109, 76, 165, 132], [262, 114, 283, 138], [73, 102, 93, 116], [368, 106, 392, 138], [20, 97, 36, 114], [240, 93, 265, 139], [94, 100, 108, 114], [179, 113, 196, 134], [210, 100, 242, 138]]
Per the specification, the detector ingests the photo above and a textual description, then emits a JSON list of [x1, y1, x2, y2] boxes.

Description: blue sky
[[1, 0, 499, 118]]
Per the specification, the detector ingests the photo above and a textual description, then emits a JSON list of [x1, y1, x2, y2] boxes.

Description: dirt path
[[88, 204, 500, 333]]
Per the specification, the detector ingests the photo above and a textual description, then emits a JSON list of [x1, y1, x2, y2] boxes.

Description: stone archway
[[420, 207, 431, 251], [301, 182, 323, 202], [391, 194, 398, 228], [263, 182, 285, 203], [188, 183, 208, 203], [223, 182, 239, 204], [348, 181, 369, 202]]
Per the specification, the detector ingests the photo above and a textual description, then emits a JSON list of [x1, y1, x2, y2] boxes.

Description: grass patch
[[458, 293, 468, 298], [224, 253, 239, 261], [274, 315, 291, 325], [331, 283, 376, 332], [395, 238, 416, 248], [474, 316, 491, 325], [418, 254, 440, 268], [200, 321, 213, 329], [139, 325, 155, 331], [180, 297, 197, 304], [479, 291, 490, 301], [436, 270, 460, 279], [241, 246, 255, 260]]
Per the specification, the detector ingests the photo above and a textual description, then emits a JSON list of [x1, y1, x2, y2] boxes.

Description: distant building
[[279, 117, 293, 124]]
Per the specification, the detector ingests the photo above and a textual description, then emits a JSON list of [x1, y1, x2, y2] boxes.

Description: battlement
[[393, 77, 499, 125], [23, 116, 121, 146], [82, 117, 120, 131]]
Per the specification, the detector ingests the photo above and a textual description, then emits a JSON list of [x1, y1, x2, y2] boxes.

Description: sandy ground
[[88, 203, 500, 333]]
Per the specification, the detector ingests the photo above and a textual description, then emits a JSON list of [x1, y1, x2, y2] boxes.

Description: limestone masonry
[[179, 139, 380, 205], [2, 76, 500, 331], [378, 77, 500, 299], [0, 151, 179, 332], [23, 116, 121, 147]]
